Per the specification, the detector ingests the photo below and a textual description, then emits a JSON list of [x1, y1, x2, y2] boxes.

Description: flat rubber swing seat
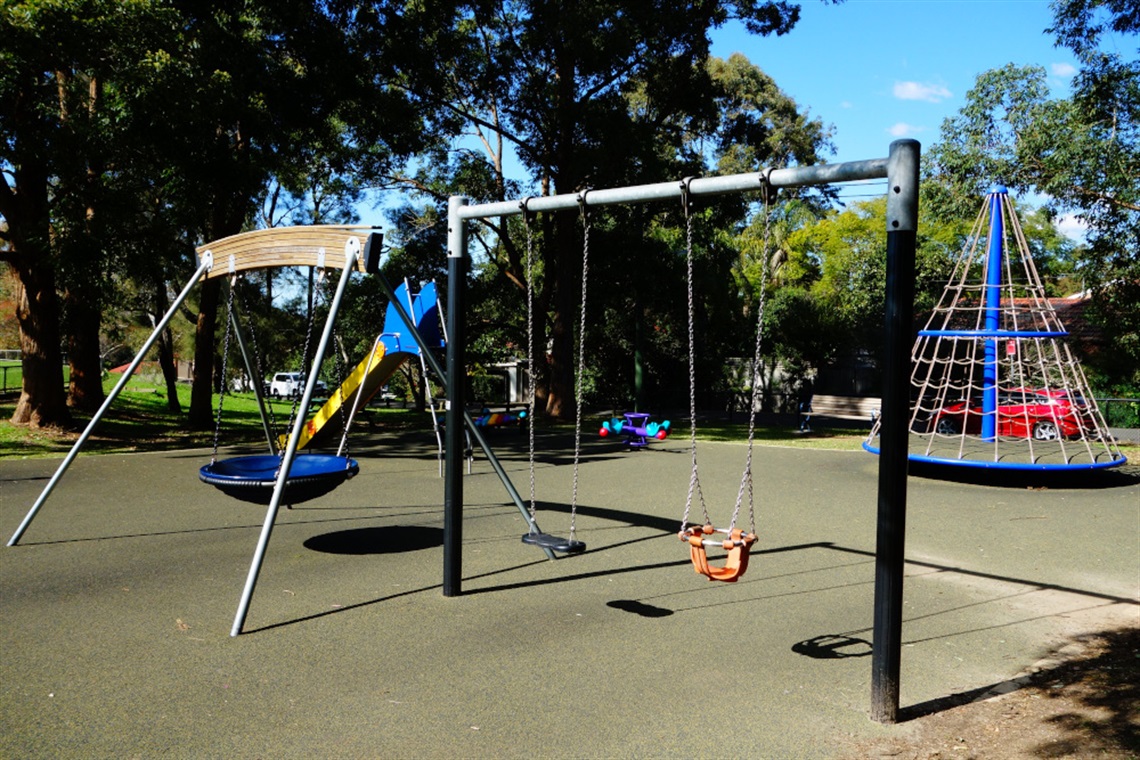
[[199, 454, 359, 505], [521, 532, 586, 554], [680, 525, 757, 582]]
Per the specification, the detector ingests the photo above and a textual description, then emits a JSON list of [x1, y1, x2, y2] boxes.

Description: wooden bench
[[799, 394, 881, 431]]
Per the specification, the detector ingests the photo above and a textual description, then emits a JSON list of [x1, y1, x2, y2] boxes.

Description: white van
[[267, 372, 327, 398]]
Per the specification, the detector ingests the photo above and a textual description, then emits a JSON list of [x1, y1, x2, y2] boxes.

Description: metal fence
[[1099, 397, 1140, 444], [0, 363, 20, 393], [0, 361, 70, 395]]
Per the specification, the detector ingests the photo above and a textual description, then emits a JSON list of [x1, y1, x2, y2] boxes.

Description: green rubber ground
[[2, 429, 1137, 758]]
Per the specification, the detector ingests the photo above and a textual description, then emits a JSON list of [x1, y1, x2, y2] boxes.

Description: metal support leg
[[230, 239, 360, 636], [7, 255, 214, 546]]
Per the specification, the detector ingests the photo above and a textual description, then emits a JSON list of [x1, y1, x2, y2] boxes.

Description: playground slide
[[294, 344, 410, 449], [295, 281, 443, 450]]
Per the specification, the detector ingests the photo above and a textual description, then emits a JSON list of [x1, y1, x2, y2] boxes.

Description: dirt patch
[[841, 625, 1139, 759]]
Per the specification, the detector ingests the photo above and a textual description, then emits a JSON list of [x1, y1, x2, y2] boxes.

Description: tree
[[2, 1, 427, 429], [927, 0, 1138, 385], [378, 1, 839, 418], [1, 0, 171, 426]]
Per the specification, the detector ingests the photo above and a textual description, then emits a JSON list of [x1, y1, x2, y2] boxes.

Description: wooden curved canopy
[[196, 225, 378, 279]]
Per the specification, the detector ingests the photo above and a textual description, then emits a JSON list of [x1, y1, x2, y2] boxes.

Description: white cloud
[[893, 81, 952, 103], [1055, 212, 1088, 242], [888, 122, 924, 137], [1051, 62, 1077, 77], [840, 100, 854, 109]]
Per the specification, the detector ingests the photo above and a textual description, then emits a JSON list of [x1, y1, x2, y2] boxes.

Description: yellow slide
[[293, 343, 410, 450]]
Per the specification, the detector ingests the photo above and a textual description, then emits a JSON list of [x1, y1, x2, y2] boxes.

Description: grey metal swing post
[[7, 252, 215, 547], [363, 251, 558, 563], [443, 139, 920, 723]]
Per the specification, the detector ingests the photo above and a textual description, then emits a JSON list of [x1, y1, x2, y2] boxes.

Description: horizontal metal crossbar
[[456, 158, 889, 221], [918, 330, 1069, 338]]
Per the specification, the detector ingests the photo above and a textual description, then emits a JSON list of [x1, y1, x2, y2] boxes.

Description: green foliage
[[926, 1, 1138, 385], [376, 1, 835, 417], [707, 54, 836, 184]]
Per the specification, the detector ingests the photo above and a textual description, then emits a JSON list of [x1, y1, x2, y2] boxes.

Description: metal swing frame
[[7, 226, 380, 638], [443, 140, 920, 724]]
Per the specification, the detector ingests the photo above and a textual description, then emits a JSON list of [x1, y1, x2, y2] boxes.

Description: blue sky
[[360, 1, 1125, 237], [710, 0, 1083, 167]]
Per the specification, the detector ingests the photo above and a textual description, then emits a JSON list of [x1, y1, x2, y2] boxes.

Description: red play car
[[929, 388, 1089, 440]]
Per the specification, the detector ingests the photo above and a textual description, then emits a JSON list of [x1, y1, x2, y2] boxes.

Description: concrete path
[[2, 431, 1137, 758]]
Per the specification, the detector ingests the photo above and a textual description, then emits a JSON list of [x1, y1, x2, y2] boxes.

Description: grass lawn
[[0, 377, 884, 460], [3, 377, 1136, 463]]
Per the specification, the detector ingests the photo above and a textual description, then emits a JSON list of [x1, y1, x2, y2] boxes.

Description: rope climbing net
[[865, 188, 1125, 471]]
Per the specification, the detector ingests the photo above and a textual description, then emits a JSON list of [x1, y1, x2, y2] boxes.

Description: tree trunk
[[11, 265, 71, 428], [157, 325, 181, 413], [543, 34, 584, 421], [545, 215, 580, 420], [188, 197, 247, 430], [410, 363, 426, 412], [187, 276, 220, 430], [153, 284, 181, 413], [3, 154, 71, 428], [64, 288, 105, 411]]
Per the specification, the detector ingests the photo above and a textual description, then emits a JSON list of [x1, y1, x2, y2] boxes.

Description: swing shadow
[[908, 458, 1140, 490], [303, 525, 443, 555], [242, 509, 719, 634], [8, 498, 451, 547]]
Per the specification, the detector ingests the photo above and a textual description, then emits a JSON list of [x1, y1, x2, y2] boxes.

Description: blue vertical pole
[[981, 188, 1005, 442]]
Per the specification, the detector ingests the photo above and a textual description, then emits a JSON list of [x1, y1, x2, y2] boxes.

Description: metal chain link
[[210, 274, 239, 465], [568, 196, 591, 541], [522, 202, 538, 521], [680, 182, 710, 531], [729, 179, 773, 533]]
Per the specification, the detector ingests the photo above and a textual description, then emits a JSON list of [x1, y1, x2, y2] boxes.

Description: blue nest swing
[[199, 454, 358, 505]]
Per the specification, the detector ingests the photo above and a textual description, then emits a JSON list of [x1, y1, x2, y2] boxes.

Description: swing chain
[[521, 198, 538, 521], [285, 268, 326, 450], [211, 274, 239, 466], [729, 169, 775, 533], [679, 177, 710, 532], [568, 190, 592, 541]]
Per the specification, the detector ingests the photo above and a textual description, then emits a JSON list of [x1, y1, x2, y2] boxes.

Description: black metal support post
[[447, 144, 921, 724], [871, 139, 920, 723], [371, 268, 555, 561], [444, 197, 468, 596]]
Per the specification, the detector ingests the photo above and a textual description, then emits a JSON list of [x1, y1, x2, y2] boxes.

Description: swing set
[[443, 140, 920, 723], [8, 141, 921, 723]]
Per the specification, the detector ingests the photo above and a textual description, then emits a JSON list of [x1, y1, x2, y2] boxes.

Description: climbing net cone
[[865, 188, 1125, 471]]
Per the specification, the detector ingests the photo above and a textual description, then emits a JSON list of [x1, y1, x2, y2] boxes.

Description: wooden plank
[[809, 394, 881, 420], [195, 225, 378, 279]]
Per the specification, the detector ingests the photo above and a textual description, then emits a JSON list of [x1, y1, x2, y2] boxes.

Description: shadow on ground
[[843, 625, 1140, 758]]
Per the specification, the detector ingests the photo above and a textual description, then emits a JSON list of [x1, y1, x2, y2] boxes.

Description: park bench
[[800, 394, 881, 431]]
